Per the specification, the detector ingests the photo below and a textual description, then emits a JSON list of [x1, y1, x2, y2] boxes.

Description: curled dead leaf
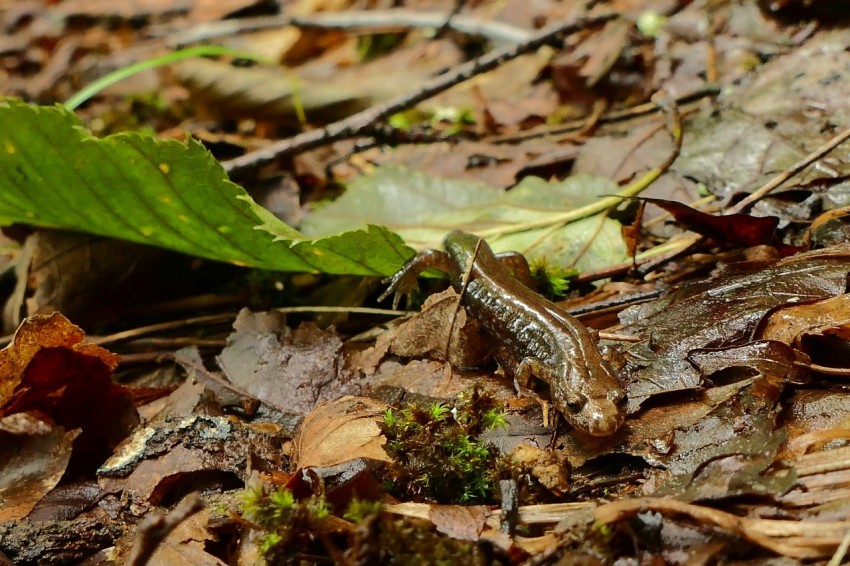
[[294, 396, 391, 469]]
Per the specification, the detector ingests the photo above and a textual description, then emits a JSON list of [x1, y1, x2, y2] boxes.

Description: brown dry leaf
[[147, 506, 225, 566], [0, 312, 137, 474], [575, 122, 668, 182], [217, 309, 360, 417], [294, 396, 390, 469], [0, 413, 80, 521], [430, 48, 556, 131], [175, 40, 461, 124], [578, 18, 631, 87], [428, 505, 489, 541], [367, 359, 508, 403], [173, 58, 376, 125], [366, 138, 573, 189], [137, 377, 206, 424]]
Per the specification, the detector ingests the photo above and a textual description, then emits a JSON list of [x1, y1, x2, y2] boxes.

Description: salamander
[[380, 230, 627, 436]]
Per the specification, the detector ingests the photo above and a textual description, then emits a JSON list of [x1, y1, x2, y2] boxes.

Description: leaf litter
[[8, 0, 850, 564]]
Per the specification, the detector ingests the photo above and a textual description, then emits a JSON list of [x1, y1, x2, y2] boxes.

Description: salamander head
[[551, 365, 627, 436]]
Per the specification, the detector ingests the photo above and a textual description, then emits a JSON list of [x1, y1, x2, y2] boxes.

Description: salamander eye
[[565, 397, 584, 414]]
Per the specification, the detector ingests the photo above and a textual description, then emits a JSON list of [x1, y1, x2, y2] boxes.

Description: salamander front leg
[[494, 251, 536, 289], [512, 357, 547, 396], [378, 249, 453, 310]]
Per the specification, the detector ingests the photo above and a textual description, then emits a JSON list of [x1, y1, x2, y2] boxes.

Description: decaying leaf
[[638, 196, 779, 247], [217, 309, 361, 417], [0, 414, 80, 521], [359, 289, 491, 373]]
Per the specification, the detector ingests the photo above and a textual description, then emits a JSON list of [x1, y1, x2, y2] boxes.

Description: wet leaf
[[619, 246, 850, 408], [639, 197, 779, 246]]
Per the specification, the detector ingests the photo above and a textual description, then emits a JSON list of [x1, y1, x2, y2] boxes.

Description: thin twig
[[127, 494, 204, 566], [485, 84, 719, 144], [222, 12, 617, 175], [728, 124, 850, 214], [828, 526, 850, 566], [160, 9, 534, 47], [88, 313, 237, 347]]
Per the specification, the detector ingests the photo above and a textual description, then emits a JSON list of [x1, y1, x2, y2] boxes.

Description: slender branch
[[127, 494, 204, 566], [160, 9, 534, 47], [222, 11, 617, 175], [728, 123, 850, 214]]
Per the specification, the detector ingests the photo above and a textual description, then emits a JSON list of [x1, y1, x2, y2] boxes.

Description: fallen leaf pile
[[6, 0, 850, 564]]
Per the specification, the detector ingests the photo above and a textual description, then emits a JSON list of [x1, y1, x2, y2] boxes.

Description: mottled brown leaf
[[0, 313, 136, 474]]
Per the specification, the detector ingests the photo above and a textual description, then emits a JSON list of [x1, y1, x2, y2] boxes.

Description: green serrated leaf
[[0, 99, 413, 275]]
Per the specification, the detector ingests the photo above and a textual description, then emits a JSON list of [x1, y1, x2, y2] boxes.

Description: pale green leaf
[[302, 165, 628, 273]]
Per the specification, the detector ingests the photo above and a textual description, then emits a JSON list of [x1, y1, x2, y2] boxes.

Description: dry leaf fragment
[[0, 413, 80, 521]]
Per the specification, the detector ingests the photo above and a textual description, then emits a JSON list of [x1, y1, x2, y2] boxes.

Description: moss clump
[[529, 259, 578, 299], [380, 388, 507, 504], [240, 485, 331, 559]]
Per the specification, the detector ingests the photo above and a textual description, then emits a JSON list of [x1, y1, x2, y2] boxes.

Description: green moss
[[343, 498, 383, 523], [380, 387, 506, 504], [240, 485, 331, 559]]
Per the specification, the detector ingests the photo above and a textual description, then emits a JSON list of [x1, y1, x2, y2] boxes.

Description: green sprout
[[429, 402, 450, 421], [65, 45, 271, 110]]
